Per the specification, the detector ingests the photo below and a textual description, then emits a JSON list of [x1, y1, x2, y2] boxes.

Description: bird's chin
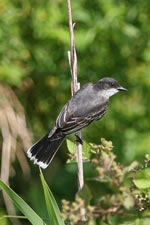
[[102, 88, 119, 98]]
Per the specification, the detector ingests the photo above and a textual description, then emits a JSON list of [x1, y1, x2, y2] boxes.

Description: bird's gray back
[[69, 83, 108, 117]]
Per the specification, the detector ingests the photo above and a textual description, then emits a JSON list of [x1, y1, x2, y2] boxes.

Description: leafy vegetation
[[0, 169, 64, 225], [1, 140, 150, 224], [0, 0, 149, 224], [62, 139, 150, 224]]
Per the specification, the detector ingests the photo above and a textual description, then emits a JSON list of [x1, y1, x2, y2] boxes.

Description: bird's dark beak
[[117, 86, 128, 92]]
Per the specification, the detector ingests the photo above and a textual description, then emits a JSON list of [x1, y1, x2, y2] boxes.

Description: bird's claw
[[75, 134, 83, 145]]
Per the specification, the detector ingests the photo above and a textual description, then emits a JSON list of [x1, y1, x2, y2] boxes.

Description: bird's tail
[[27, 133, 65, 169]]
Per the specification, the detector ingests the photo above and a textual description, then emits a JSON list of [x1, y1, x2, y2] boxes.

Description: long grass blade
[[40, 169, 65, 225], [0, 179, 46, 225]]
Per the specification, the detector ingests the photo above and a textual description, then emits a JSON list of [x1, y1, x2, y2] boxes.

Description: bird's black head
[[96, 77, 127, 98]]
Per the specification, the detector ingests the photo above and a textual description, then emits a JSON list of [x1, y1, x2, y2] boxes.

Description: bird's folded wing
[[56, 104, 107, 135]]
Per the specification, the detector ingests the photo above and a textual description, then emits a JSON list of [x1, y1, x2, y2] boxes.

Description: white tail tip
[[27, 148, 48, 169]]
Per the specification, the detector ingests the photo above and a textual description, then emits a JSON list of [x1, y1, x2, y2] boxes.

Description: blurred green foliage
[[0, 0, 150, 224]]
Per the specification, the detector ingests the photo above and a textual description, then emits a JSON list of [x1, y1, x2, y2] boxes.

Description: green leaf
[[40, 169, 65, 225], [0, 179, 45, 225], [66, 139, 76, 154], [123, 194, 135, 210], [134, 218, 150, 225], [82, 141, 92, 159], [133, 168, 150, 189], [66, 139, 91, 159]]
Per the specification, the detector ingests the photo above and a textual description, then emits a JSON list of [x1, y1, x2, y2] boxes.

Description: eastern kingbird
[[27, 77, 127, 169]]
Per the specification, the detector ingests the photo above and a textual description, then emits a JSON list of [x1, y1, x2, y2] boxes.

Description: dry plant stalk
[[67, 0, 84, 192], [0, 84, 32, 223]]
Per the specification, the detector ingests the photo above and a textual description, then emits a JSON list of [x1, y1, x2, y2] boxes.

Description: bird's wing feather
[[56, 102, 107, 135]]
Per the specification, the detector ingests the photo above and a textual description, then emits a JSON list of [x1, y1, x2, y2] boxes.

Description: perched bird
[[27, 77, 127, 169]]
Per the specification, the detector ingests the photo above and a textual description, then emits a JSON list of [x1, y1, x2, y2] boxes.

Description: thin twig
[[67, 0, 84, 192]]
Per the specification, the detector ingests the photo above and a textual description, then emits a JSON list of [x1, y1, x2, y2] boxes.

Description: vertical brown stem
[[67, 0, 84, 191]]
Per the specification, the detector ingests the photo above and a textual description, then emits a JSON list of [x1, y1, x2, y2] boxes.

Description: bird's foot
[[75, 134, 83, 145]]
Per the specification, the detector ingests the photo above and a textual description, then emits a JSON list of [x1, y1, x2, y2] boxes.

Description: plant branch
[[67, 0, 84, 192]]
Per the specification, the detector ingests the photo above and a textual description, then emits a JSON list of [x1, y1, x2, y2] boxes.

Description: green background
[[0, 0, 149, 224]]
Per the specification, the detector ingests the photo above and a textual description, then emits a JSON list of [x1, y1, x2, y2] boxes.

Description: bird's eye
[[111, 82, 114, 87]]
